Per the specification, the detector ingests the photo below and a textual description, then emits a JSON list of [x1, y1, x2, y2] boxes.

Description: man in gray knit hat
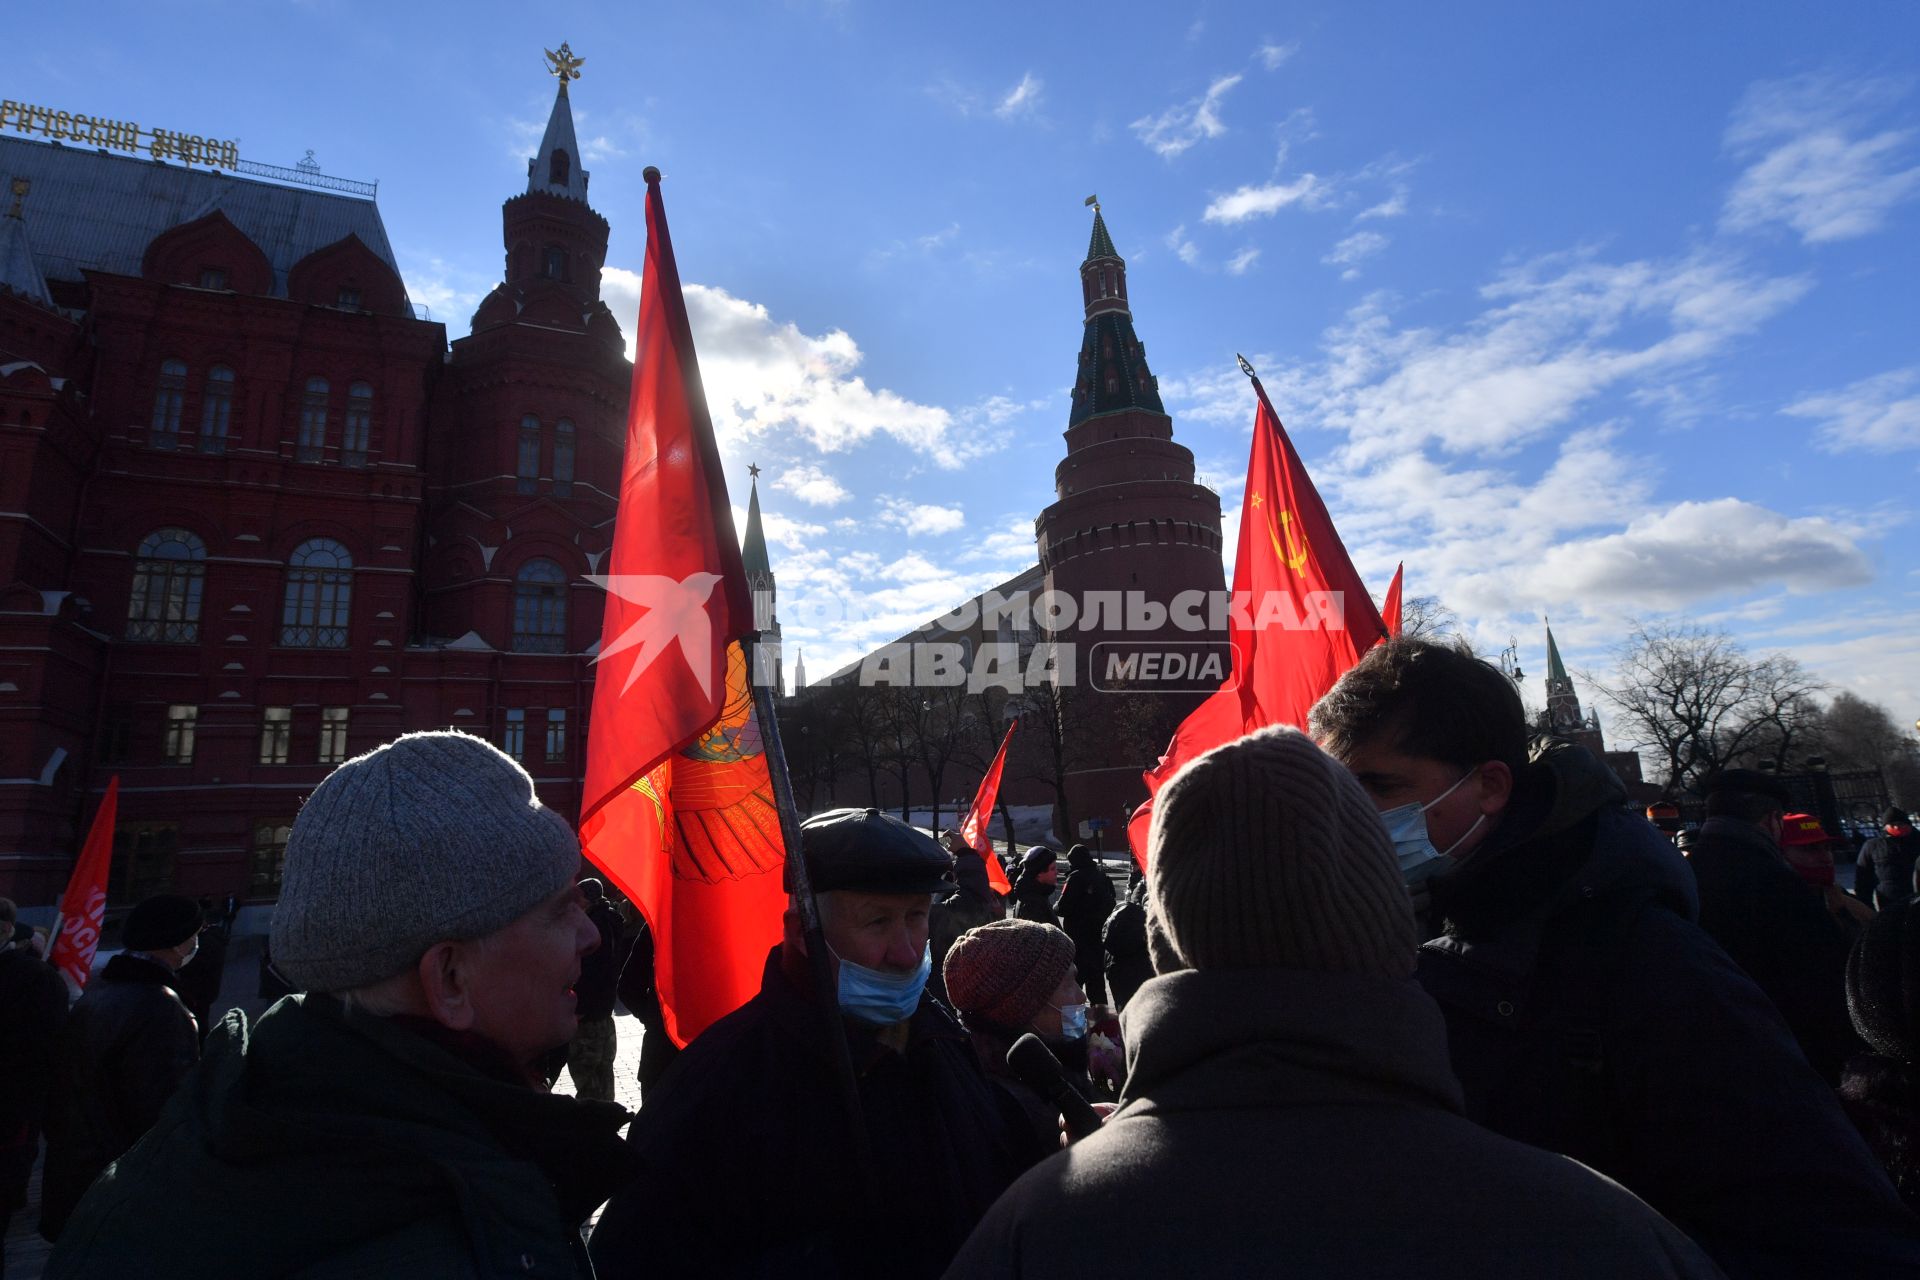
[[48, 731, 637, 1279], [949, 724, 1720, 1279]]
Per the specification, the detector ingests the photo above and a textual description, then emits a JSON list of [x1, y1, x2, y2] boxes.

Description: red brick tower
[[1034, 200, 1226, 838]]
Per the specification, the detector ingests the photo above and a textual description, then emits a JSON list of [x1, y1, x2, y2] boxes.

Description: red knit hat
[[943, 919, 1076, 1032]]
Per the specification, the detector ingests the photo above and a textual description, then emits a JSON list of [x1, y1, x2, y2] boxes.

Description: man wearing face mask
[[943, 919, 1094, 1162], [591, 807, 1031, 1280], [1310, 640, 1920, 1280]]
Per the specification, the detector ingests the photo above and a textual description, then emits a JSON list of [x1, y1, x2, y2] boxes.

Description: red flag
[[579, 171, 787, 1049], [51, 777, 118, 994], [1383, 563, 1404, 637], [1126, 375, 1386, 866], [958, 722, 1017, 895]]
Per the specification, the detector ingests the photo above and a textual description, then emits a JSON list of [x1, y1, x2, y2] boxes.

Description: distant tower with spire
[[742, 465, 782, 693], [1034, 197, 1227, 836], [1536, 622, 1647, 796], [793, 647, 807, 692]]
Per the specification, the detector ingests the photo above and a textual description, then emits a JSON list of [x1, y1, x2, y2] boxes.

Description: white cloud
[[1323, 230, 1387, 279], [598, 269, 1004, 470], [1166, 224, 1201, 267], [1132, 74, 1243, 158], [1258, 42, 1299, 70], [1783, 367, 1920, 453], [1722, 72, 1920, 244], [1358, 188, 1408, 220], [396, 252, 490, 329], [1518, 499, 1872, 608], [1226, 247, 1261, 275], [877, 498, 966, 537], [1203, 173, 1332, 223], [995, 73, 1044, 120], [773, 464, 852, 506]]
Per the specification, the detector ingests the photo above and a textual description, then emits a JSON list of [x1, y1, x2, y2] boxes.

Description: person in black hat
[[1010, 844, 1060, 926], [1860, 807, 1920, 912], [591, 808, 1032, 1280], [1686, 769, 1864, 1084], [39, 894, 203, 1240]]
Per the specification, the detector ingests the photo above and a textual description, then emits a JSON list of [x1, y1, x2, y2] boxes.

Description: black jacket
[[1420, 741, 1920, 1279], [1055, 858, 1116, 958], [1009, 875, 1057, 927], [590, 946, 1031, 1279], [948, 968, 1720, 1279], [1101, 898, 1152, 1011], [40, 952, 198, 1238], [47, 995, 635, 1278], [0, 945, 70, 1204], [1687, 815, 1863, 1082], [575, 900, 624, 1021], [1863, 831, 1920, 908]]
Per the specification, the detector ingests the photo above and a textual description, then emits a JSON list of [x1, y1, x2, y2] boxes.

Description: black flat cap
[[122, 894, 203, 951], [789, 808, 955, 896], [1704, 769, 1791, 806]]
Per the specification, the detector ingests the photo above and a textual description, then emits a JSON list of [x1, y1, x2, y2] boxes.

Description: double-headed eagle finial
[[545, 42, 585, 92]]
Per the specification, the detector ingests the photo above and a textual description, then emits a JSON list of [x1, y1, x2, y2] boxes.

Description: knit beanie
[[1147, 724, 1415, 978], [1848, 898, 1920, 1066], [944, 919, 1077, 1032], [273, 731, 582, 993]]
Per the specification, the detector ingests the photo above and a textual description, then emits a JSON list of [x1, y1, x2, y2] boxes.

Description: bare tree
[[1594, 622, 1824, 791], [1818, 691, 1920, 807], [1397, 594, 1460, 642], [832, 682, 893, 809], [1010, 675, 1090, 843]]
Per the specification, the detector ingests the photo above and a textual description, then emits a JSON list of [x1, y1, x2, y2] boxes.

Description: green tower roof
[[1085, 206, 1118, 263], [742, 473, 771, 580], [1546, 625, 1569, 685]]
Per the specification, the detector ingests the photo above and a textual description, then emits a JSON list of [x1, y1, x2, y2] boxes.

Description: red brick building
[[0, 73, 628, 927]]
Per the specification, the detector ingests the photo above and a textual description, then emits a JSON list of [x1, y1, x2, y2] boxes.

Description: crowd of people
[[2, 637, 1919, 1276]]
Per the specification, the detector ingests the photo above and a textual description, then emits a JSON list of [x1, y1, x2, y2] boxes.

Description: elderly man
[[47, 731, 635, 1278], [590, 807, 1031, 1279]]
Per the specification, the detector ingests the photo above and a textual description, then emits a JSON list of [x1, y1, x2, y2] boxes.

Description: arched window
[[513, 559, 567, 653], [542, 246, 569, 281], [298, 377, 328, 463], [517, 415, 541, 493], [549, 148, 570, 187], [126, 528, 206, 643], [150, 359, 187, 448], [553, 419, 575, 496], [343, 381, 373, 468], [199, 365, 234, 453], [280, 538, 352, 647]]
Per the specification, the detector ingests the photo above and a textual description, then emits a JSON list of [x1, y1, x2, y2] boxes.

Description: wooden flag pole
[[748, 651, 878, 1205]]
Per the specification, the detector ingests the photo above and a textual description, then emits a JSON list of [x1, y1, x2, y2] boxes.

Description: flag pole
[[748, 657, 878, 1204]]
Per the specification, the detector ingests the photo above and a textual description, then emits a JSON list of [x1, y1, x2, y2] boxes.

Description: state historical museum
[[0, 68, 627, 920]]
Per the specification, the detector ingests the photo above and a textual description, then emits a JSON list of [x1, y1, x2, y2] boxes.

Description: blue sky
[[16, 1, 1920, 730]]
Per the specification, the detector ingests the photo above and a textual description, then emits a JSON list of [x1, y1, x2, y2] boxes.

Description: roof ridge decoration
[[1084, 194, 1118, 264], [0, 178, 52, 305]]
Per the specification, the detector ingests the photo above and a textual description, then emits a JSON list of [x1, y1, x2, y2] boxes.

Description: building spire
[[528, 44, 591, 200], [1546, 619, 1569, 685], [1069, 199, 1163, 425], [742, 466, 772, 584]]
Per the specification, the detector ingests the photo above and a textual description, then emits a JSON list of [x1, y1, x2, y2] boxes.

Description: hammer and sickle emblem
[[1259, 500, 1310, 577]]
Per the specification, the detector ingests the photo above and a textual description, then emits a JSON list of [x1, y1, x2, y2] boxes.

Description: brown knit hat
[[1147, 724, 1415, 978], [944, 919, 1077, 1032]]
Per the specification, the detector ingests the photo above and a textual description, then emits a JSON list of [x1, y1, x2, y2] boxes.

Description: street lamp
[[1497, 637, 1524, 685]]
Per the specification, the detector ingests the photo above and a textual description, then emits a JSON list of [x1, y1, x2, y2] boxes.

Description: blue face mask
[[1377, 768, 1485, 884], [831, 944, 931, 1025], [1053, 1001, 1089, 1040]]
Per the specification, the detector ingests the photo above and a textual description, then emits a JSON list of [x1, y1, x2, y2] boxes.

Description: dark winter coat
[[1686, 815, 1863, 1083], [1055, 854, 1116, 999], [947, 967, 1721, 1279], [614, 921, 678, 1096], [590, 946, 1032, 1280], [40, 952, 198, 1239], [1843, 1055, 1920, 1216], [575, 899, 624, 1021], [46, 994, 636, 1278], [1863, 831, 1920, 909], [0, 945, 70, 1209], [1420, 740, 1920, 1279], [1101, 897, 1152, 1011], [1009, 874, 1057, 927]]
